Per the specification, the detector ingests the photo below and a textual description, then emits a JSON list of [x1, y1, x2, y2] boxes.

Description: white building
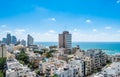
[[39, 58, 75, 77], [54, 66, 74, 77], [94, 62, 120, 77], [69, 57, 85, 77], [6, 58, 36, 77]]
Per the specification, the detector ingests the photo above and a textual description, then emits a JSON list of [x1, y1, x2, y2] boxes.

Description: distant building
[[11, 36, 17, 45], [0, 40, 1, 44], [21, 39, 26, 46], [27, 34, 34, 46], [59, 31, 72, 49], [7, 33, 11, 45], [0, 44, 7, 57], [2, 38, 7, 44]]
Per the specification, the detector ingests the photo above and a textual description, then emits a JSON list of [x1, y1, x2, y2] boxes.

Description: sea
[[35, 42, 120, 55]]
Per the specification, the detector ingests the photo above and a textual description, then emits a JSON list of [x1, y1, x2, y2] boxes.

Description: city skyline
[[0, 0, 120, 42]]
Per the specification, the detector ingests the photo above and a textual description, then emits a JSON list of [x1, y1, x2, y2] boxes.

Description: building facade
[[94, 62, 120, 77], [2, 38, 7, 44], [27, 34, 34, 46], [6, 58, 36, 77], [59, 31, 72, 50], [21, 39, 26, 46], [11, 36, 17, 45], [86, 49, 107, 71], [0, 44, 7, 57], [7, 33, 11, 45]]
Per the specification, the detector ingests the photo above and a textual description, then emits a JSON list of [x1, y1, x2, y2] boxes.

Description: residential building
[[94, 62, 120, 77], [26, 51, 42, 67], [27, 34, 34, 46], [54, 66, 74, 77], [39, 58, 75, 77], [6, 58, 36, 77], [39, 58, 68, 77], [111, 53, 120, 62], [83, 56, 92, 76], [69, 57, 86, 77], [7, 44, 14, 53], [0, 44, 7, 57], [86, 49, 107, 71], [74, 45, 85, 58]]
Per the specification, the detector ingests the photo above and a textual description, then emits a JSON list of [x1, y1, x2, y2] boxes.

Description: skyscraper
[[2, 38, 7, 44], [21, 39, 26, 46], [59, 31, 72, 49], [27, 34, 34, 46], [11, 36, 17, 45], [6, 33, 11, 45]]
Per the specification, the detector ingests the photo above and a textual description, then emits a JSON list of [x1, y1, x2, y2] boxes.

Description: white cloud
[[49, 30, 55, 33], [105, 26, 112, 30], [15, 29, 25, 32], [49, 18, 56, 22], [86, 19, 91, 23], [93, 29, 97, 32], [73, 29, 77, 31], [1, 25, 7, 28], [117, 0, 120, 4], [15, 29, 26, 34], [3, 30, 12, 33], [30, 32, 57, 42]]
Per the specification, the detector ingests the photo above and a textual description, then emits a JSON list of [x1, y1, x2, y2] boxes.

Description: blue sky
[[0, 0, 120, 42]]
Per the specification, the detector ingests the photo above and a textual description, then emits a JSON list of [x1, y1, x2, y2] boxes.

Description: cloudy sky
[[0, 0, 120, 42]]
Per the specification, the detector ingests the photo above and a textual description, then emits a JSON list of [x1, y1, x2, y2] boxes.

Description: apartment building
[[86, 49, 107, 70], [39, 58, 65, 76], [83, 56, 92, 76], [69, 57, 85, 77], [94, 62, 120, 77], [6, 58, 36, 77], [112, 53, 120, 62]]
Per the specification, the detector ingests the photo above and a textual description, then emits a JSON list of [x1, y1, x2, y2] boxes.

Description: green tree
[[0, 57, 6, 77], [52, 74, 58, 77], [35, 69, 40, 75], [49, 46, 57, 49], [45, 52, 53, 58], [0, 70, 3, 77], [0, 57, 6, 70], [17, 51, 29, 64]]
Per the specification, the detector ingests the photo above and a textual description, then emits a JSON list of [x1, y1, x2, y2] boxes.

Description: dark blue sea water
[[35, 42, 120, 55]]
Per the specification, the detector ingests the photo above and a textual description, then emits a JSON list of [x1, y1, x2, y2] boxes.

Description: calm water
[[35, 42, 120, 55]]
